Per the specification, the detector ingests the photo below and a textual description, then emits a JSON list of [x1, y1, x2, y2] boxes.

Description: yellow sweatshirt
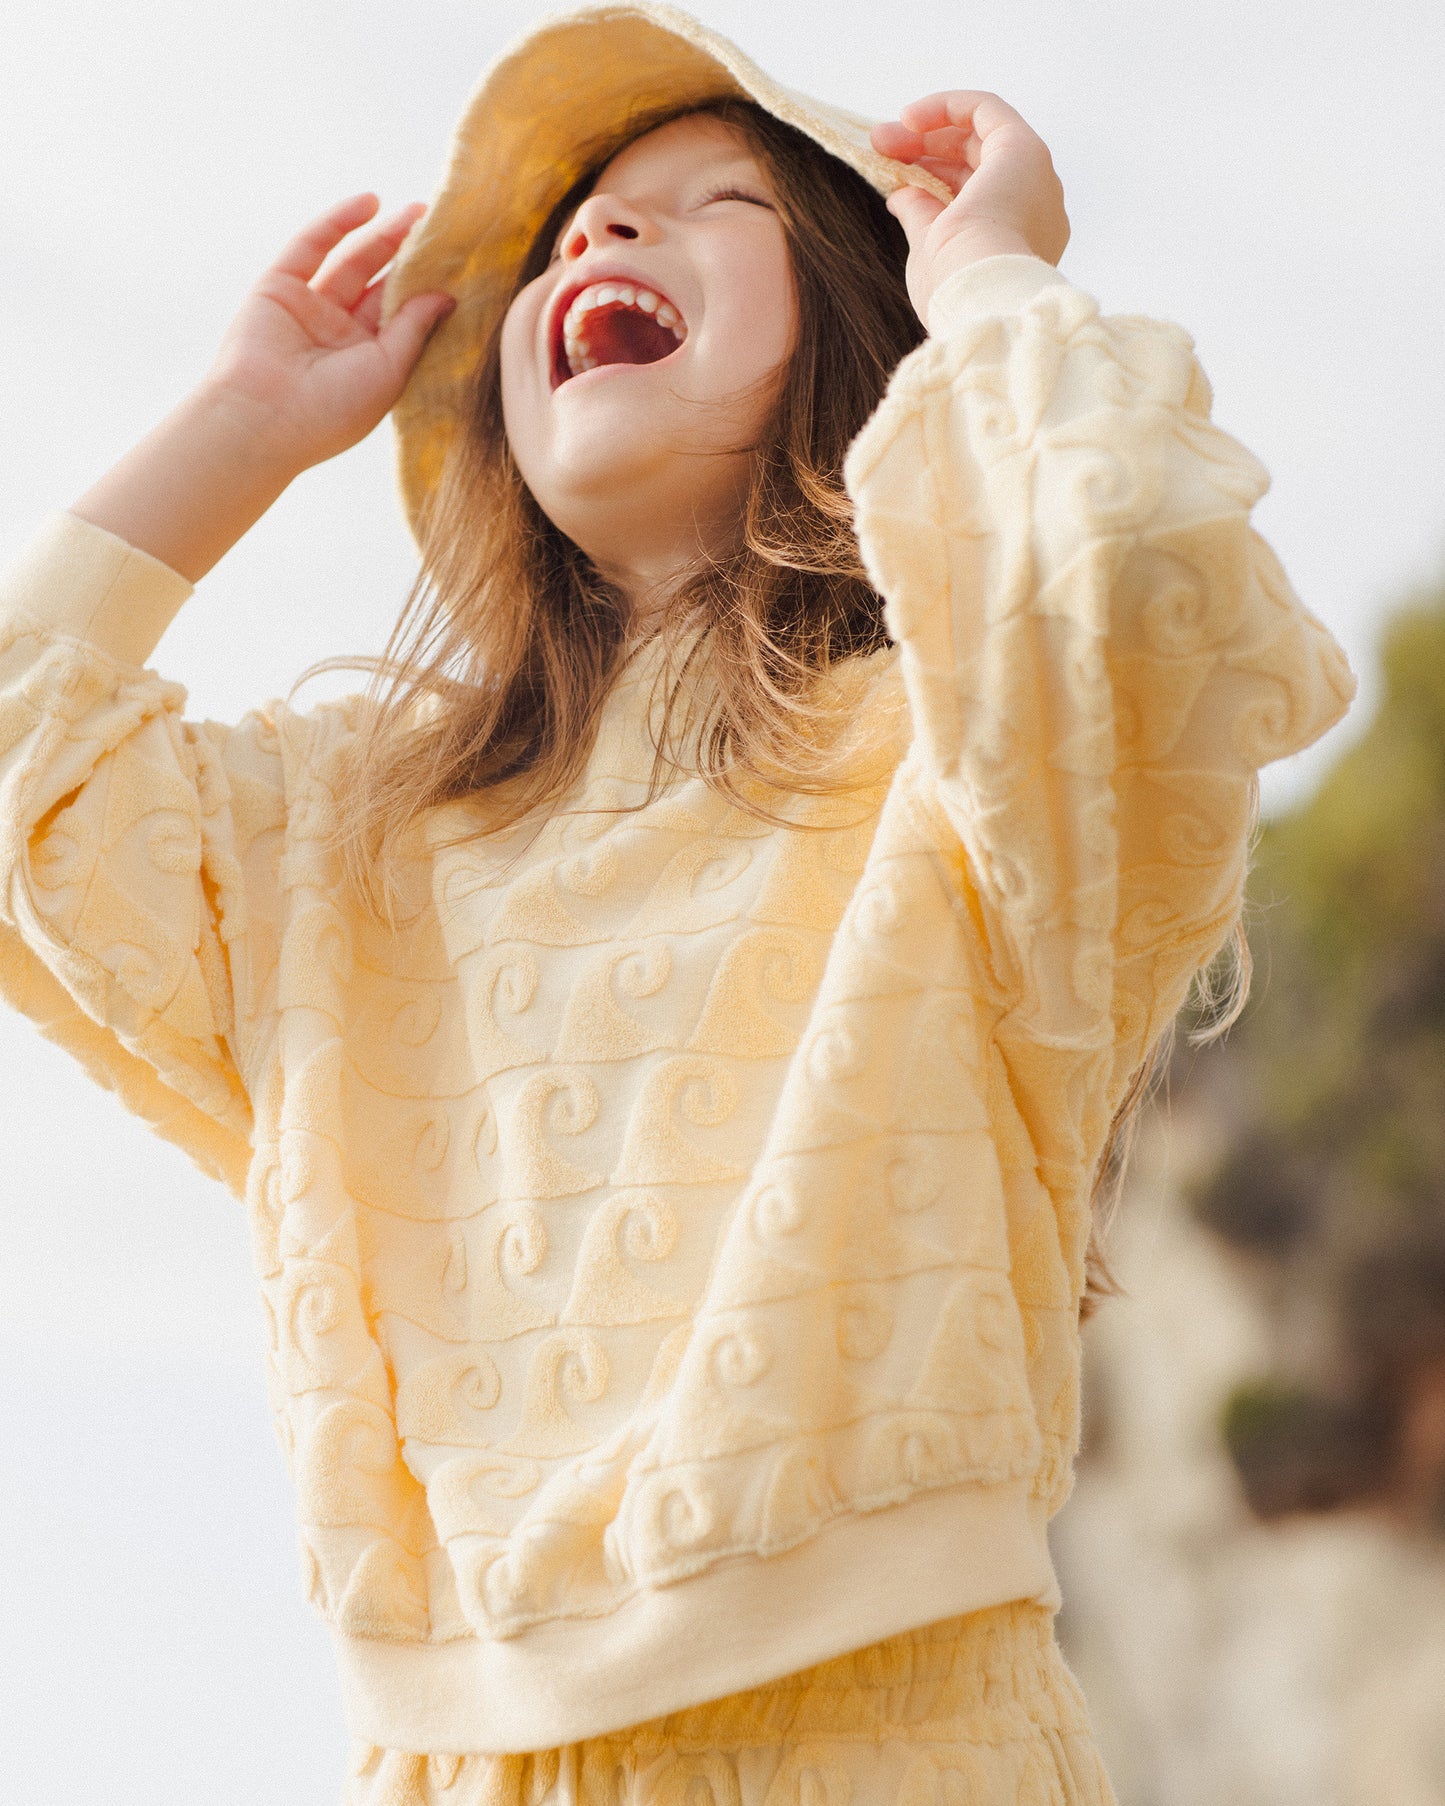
[[0, 253, 1353, 1755]]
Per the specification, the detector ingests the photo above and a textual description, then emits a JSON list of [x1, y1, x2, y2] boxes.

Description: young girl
[[0, 4, 1354, 1801]]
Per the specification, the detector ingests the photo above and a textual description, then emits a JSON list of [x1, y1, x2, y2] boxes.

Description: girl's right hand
[[204, 193, 455, 476], [871, 94, 1068, 326]]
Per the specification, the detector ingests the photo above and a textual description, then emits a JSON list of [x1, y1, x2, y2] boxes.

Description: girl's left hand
[[870, 92, 1070, 324]]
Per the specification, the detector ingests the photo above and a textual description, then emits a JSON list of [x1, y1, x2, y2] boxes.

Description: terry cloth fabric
[[343, 1599, 1116, 1805], [0, 252, 1355, 1761]]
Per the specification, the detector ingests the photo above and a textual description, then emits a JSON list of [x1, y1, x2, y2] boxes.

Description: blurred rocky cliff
[[1051, 576, 1445, 1804]]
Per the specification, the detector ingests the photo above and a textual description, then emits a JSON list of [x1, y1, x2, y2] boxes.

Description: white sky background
[[0, 0, 1442, 1797]]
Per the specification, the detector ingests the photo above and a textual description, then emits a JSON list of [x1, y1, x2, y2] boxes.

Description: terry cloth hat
[[379, 1, 952, 544]]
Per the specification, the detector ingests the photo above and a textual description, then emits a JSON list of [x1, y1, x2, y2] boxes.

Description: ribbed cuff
[[925, 254, 1074, 338], [0, 511, 194, 668]]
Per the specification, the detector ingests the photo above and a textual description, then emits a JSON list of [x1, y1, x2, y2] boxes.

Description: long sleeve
[[843, 254, 1356, 1122], [0, 511, 288, 1196]]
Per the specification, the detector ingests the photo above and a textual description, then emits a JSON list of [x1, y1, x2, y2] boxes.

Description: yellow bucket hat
[[379, 1, 951, 543]]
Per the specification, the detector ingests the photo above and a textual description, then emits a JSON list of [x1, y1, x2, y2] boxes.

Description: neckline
[[613, 615, 710, 686]]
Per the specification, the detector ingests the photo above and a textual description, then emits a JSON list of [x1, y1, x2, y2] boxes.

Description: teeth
[[559, 280, 686, 379]]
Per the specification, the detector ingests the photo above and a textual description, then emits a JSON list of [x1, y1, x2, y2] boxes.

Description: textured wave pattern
[[345, 1600, 1114, 1806], [0, 258, 1353, 1754]]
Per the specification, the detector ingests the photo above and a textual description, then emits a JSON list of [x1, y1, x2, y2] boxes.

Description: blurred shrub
[[1185, 575, 1445, 1525], [1190, 1127, 1320, 1253], [1341, 1235, 1445, 1385], [1221, 1379, 1392, 1517]]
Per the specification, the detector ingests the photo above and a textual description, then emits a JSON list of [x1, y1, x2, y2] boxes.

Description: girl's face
[[500, 113, 798, 597]]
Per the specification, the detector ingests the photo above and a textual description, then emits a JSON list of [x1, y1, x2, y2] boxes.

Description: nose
[[559, 191, 657, 262]]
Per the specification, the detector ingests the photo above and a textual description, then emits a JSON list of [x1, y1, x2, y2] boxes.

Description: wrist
[[187, 378, 312, 487], [919, 227, 1040, 307], [922, 250, 1072, 341], [70, 383, 303, 585]]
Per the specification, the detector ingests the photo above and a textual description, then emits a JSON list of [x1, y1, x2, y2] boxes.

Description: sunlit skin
[[870, 90, 1069, 322], [67, 93, 1069, 597], [499, 114, 799, 637]]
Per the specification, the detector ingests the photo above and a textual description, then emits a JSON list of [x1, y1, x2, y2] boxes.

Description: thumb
[[378, 291, 456, 373], [886, 185, 945, 251]]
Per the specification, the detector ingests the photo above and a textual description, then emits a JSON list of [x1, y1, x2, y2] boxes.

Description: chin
[[538, 429, 677, 504]]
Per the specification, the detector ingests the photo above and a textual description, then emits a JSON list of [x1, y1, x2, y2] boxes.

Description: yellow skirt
[[345, 1600, 1116, 1806]]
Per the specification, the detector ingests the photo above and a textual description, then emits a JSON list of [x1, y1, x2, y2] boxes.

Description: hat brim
[[379, 2, 951, 544]]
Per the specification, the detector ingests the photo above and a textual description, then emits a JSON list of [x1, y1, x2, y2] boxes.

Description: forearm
[[69, 383, 303, 585]]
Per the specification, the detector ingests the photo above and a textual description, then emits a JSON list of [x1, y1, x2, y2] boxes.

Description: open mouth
[[551, 281, 687, 389]]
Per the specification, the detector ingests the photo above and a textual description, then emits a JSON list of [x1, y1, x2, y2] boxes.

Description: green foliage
[[1224, 579, 1445, 1218], [1189, 573, 1445, 1519], [1219, 1379, 1389, 1518], [1263, 594, 1445, 967]]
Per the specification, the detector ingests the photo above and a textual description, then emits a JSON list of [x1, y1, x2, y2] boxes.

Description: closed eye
[[546, 186, 774, 263], [698, 186, 774, 208]]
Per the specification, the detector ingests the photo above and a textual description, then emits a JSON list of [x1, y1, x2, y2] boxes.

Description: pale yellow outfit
[[0, 250, 1353, 1800], [345, 1601, 1108, 1805]]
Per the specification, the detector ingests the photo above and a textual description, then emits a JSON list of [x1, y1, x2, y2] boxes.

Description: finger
[[314, 203, 427, 312], [870, 121, 968, 165], [870, 120, 925, 160], [349, 267, 430, 335], [269, 192, 380, 284], [352, 277, 387, 335], [913, 125, 978, 163], [375, 291, 456, 377], [898, 90, 1028, 138], [909, 154, 977, 195], [885, 185, 946, 250], [253, 269, 371, 350]]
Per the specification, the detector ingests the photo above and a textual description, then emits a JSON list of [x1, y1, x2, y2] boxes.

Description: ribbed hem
[[0, 510, 194, 668], [333, 1477, 1059, 1755], [925, 254, 1073, 339]]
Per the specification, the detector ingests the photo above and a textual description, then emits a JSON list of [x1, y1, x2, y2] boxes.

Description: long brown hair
[[1079, 910, 1254, 1321]]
